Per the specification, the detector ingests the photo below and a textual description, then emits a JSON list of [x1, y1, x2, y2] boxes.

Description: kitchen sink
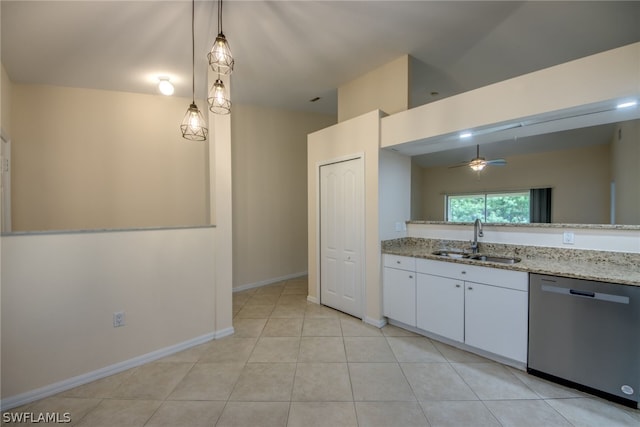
[[431, 251, 521, 264], [469, 254, 521, 264], [431, 250, 469, 259]]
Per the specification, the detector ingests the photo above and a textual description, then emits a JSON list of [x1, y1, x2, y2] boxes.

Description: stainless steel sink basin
[[469, 254, 521, 264], [431, 250, 469, 259], [431, 251, 521, 264]]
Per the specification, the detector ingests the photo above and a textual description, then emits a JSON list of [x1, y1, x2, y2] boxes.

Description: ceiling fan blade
[[486, 159, 507, 166], [448, 162, 471, 169]]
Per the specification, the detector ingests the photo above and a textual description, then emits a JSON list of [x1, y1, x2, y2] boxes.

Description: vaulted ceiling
[[3, 1, 639, 116]]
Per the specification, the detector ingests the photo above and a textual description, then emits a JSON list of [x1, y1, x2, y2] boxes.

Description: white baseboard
[[233, 271, 308, 293], [214, 327, 235, 339], [0, 331, 222, 411], [364, 316, 387, 329], [306, 295, 319, 304]]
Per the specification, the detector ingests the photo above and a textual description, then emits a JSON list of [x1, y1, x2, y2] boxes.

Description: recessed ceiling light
[[459, 132, 472, 139], [617, 100, 637, 109], [158, 77, 174, 96]]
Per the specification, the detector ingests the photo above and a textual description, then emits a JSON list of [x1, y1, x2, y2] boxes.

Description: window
[[446, 191, 531, 223]]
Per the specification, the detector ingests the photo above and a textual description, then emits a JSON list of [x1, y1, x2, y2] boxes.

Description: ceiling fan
[[449, 144, 506, 171]]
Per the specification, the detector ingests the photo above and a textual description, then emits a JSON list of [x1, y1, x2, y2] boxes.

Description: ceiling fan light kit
[[450, 144, 506, 172]]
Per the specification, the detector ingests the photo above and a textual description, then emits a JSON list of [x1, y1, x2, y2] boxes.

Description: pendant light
[[208, 75, 231, 115], [181, 0, 208, 141], [208, 0, 234, 75], [207, 0, 232, 115]]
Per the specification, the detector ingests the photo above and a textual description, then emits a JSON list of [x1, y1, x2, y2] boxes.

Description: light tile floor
[[3, 277, 640, 426]]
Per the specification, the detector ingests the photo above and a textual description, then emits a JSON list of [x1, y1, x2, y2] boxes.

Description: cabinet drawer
[[383, 254, 416, 271], [416, 258, 528, 291]]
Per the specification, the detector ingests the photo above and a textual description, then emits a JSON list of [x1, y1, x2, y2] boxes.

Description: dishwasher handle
[[569, 289, 595, 298], [541, 284, 629, 304]]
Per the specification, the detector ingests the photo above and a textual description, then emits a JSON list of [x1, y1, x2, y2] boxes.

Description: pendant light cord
[[218, 0, 223, 34], [191, 0, 196, 104]]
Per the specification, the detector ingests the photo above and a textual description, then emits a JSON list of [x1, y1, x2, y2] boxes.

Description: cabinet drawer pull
[[461, 271, 466, 275], [409, 275, 413, 279], [468, 286, 473, 290], [455, 284, 461, 288], [396, 260, 401, 264]]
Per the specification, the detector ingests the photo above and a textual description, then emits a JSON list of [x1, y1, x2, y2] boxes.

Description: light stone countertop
[[407, 221, 640, 230], [382, 238, 640, 287]]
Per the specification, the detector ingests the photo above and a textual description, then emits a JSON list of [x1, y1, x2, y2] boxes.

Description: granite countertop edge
[[382, 239, 640, 287]]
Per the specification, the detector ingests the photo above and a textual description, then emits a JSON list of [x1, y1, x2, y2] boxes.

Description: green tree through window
[[447, 192, 530, 223]]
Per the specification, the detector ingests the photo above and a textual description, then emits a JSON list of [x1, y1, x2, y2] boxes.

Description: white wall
[[209, 72, 234, 340], [308, 110, 384, 325], [382, 42, 640, 149], [379, 149, 411, 241], [231, 104, 336, 290], [1, 227, 219, 405], [407, 223, 640, 253]]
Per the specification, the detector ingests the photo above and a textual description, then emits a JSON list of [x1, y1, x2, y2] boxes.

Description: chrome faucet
[[470, 218, 484, 254]]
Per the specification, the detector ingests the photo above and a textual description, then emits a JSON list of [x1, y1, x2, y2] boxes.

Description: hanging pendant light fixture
[[208, 0, 234, 75], [208, 74, 231, 115], [207, 0, 232, 115], [181, 0, 208, 141]]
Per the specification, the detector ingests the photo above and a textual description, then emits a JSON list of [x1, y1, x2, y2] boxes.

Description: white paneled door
[[320, 157, 364, 318]]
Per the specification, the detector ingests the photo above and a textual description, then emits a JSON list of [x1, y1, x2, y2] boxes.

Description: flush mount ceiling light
[[181, 0, 208, 141], [158, 77, 174, 96], [208, 0, 234, 75]]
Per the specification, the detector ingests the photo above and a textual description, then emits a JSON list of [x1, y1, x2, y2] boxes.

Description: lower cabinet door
[[416, 273, 464, 342], [383, 267, 416, 326], [464, 282, 528, 363]]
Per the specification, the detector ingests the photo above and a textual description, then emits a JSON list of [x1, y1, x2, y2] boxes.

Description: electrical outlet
[[563, 231, 575, 245], [113, 311, 126, 327]]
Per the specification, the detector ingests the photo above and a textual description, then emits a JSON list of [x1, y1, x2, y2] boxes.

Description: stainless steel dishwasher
[[528, 273, 640, 408]]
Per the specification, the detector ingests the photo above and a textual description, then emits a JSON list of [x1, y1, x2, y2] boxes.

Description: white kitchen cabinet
[[464, 281, 528, 362], [382, 255, 416, 326], [416, 273, 463, 342], [415, 258, 529, 364]]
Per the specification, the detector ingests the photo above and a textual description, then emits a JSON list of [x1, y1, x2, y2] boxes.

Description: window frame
[[445, 190, 531, 223]]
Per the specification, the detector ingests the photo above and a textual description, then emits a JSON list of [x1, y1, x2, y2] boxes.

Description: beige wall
[[308, 110, 385, 324], [232, 104, 335, 289], [417, 143, 612, 224], [11, 84, 209, 231], [1, 64, 12, 136], [1, 227, 217, 401], [612, 119, 640, 224], [338, 55, 409, 123]]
